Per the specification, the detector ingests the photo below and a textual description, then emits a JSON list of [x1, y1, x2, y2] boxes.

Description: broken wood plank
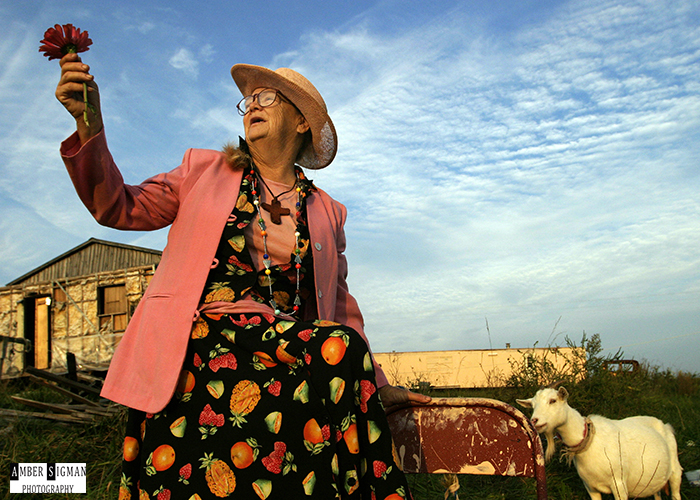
[[25, 366, 101, 396], [67, 411, 99, 422], [50, 403, 120, 417], [10, 397, 118, 419], [10, 396, 75, 414], [25, 373, 101, 407], [76, 372, 106, 385], [71, 406, 118, 418], [0, 408, 93, 424]]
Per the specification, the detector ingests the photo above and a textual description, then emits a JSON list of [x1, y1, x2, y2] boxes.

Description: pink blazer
[[61, 131, 388, 413]]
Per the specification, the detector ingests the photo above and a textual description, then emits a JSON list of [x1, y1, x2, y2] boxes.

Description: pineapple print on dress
[[118, 473, 132, 500], [229, 380, 261, 427], [199, 452, 236, 497], [191, 316, 209, 339], [204, 282, 236, 303]]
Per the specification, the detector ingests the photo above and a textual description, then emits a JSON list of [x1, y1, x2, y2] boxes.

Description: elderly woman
[[56, 53, 429, 499]]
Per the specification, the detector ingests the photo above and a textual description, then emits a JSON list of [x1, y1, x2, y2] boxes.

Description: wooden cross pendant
[[261, 198, 290, 224]]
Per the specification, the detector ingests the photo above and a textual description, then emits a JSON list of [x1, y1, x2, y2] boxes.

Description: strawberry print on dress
[[118, 171, 412, 499]]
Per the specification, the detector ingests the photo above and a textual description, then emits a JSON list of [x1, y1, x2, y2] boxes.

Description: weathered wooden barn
[[0, 239, 161, 378]]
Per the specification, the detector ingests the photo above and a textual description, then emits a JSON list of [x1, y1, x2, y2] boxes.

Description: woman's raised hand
[[56, 52, 103, 143]]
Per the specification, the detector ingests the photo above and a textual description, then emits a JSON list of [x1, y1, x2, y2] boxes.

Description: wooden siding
[[1, 265, 157, 377], [7, 239, 161, 286]]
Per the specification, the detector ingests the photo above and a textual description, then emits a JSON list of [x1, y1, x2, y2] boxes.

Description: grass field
[[1, 334, 698, 499]]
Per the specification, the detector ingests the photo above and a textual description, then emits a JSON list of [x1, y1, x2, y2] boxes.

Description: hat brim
[[231, 64, 337, 169]]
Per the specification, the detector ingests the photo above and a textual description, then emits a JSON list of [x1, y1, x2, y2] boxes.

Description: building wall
[[0, 266, 155, 378], [0, 288, 25, 378], [374, 347, 585, 389]]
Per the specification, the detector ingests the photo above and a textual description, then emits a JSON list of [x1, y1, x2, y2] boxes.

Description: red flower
[[39, 24, 92, 61], [39, 24, 96, 128]]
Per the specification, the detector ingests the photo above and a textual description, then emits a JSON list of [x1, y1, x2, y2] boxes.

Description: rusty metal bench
[[386, 397, 547, 499]]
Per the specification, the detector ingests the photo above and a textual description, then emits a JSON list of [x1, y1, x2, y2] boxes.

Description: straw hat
[[231, 64, 337, 169]]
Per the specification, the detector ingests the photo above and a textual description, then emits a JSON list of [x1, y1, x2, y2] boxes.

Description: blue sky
[[2, 0, 699, 373]]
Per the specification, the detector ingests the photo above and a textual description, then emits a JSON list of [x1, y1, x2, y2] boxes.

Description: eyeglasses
[[236, 89, 289, 116]]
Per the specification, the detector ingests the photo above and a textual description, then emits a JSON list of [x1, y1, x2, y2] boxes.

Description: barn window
[[98, 285, 128, 332]]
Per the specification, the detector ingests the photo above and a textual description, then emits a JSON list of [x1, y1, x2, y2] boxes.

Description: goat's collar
[[561, 417, 594, 464]]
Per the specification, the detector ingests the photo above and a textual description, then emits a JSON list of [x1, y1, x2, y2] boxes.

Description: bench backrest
[[386, 397, 547, 499]]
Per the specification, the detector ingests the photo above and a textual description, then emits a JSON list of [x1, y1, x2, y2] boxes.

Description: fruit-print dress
[[119, 166, 412, 500]]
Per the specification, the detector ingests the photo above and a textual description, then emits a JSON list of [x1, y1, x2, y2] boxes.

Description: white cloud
[[199, 43, 215, 63], [169, 47, 199, 76], [137, 21, 155, 34], [1, 0, 698, 371], [275, 0, 700, 367]]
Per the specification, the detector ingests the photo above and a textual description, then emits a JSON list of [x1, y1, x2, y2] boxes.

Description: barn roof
[[6, 238, 162, 286]]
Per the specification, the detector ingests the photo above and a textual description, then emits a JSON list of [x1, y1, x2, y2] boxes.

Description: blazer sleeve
[[60, 130, 188, 230], [330, 202, 389, 387]]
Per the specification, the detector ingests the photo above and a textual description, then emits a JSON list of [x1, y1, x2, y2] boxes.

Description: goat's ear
[[516, 398, 533, 408], [557, 386, 569, 400]]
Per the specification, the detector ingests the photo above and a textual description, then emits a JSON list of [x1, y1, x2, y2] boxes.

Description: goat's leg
[[582, 483, 603, 500], [668, 471, 682, 500]]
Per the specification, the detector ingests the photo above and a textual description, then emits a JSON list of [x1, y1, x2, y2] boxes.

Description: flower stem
[[82, 82, 90, 128]]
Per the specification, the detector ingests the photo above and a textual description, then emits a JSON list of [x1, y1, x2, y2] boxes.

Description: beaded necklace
[[249, 166, 305, 317]]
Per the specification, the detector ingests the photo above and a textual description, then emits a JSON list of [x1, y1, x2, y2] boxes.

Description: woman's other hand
[[56, 53, 103, 143], [378, 384, 431, 411]]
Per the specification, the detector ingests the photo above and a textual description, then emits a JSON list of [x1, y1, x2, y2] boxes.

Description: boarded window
[[54, 287, 66, 304], [99, 285, 128, 332]]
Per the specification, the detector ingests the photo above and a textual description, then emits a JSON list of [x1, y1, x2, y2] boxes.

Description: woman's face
[[243, 87, 309, 146]]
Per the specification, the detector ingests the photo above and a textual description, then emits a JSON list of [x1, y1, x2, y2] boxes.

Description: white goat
[[517, 386, 682, 500]]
